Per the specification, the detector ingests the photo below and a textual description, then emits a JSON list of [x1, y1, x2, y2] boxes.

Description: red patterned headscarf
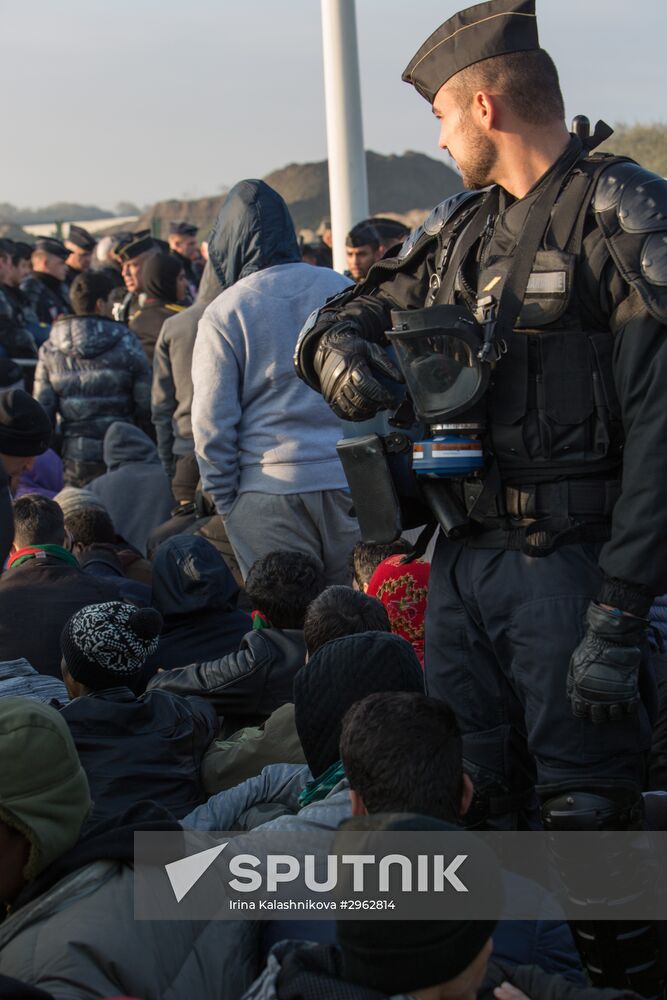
[[367, 554, 430, 668]]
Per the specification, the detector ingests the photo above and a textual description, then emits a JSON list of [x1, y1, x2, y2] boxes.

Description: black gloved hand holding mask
[[313, 323, 404, 422]]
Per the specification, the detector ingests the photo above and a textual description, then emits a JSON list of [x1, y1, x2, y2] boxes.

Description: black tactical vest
[[437, 155, 625, 488]]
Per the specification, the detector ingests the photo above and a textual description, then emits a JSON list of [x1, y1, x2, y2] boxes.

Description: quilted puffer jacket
[[34, 315, 151, 467]]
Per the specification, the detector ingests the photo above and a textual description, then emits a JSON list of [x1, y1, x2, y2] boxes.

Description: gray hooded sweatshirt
[[191, 179, 351, 515], [89, 421, 174, 555]]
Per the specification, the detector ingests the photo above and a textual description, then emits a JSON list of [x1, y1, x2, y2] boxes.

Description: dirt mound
[[134, 150, 462, 237]]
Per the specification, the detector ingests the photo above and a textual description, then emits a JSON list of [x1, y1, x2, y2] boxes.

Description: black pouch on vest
[[336, 434, 402, 544]]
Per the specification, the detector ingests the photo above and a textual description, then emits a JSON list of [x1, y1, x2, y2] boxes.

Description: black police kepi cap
[[66, 224, 97, 251], [402, 0, 539, 104], [34, 237, 70, 260], [115, 230, 154, 262]]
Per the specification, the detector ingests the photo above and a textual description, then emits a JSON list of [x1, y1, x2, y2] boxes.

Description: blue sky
[[1, 0, 665, 208]]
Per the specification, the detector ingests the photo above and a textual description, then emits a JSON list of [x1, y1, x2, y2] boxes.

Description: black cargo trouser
[[424, 536, 656, 818]]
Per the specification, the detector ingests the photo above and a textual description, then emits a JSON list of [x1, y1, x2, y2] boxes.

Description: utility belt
[[449, 477, 619, 555]]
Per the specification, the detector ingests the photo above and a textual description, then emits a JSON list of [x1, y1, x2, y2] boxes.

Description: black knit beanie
[[0, 390, 51, 457], [61, 602, 163, 689], [293, 631, 424, 780], [336, 814, 499, 994]]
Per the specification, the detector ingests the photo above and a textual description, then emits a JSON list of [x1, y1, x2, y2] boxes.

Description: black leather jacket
[[147, 628, 306, 736]]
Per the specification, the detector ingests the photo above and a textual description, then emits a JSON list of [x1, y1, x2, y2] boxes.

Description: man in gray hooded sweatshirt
[[191, 180, 359, 584]]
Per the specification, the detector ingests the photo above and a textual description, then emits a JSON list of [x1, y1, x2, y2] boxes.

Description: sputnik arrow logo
[[165, 842, 228, 902]]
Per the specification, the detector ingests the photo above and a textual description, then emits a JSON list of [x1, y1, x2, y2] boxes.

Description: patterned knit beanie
[[367, 555, 430, 668], [61, 602, 163, 689]]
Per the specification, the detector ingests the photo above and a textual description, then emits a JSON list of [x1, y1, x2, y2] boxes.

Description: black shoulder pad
[[398, 190, 481, 260], [594, 162, 667, 323]]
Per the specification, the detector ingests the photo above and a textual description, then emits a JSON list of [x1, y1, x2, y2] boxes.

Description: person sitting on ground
[[55, 485, 153, 587], [243, 815, 497, 1000], [351, 538, 413, 591], [367, 553, 430, 667], [0, 388, 52, 494], [60, 601, 217, 824], [88, 421, 174, 556], [199, 585, 391, 794], [303, 585, 391, 656], [145, 534, 251, 674], [0, 656, 68, 703], [183, 631, 424, 832], [339, 693, 584, 985], [0, 495, 120, 678], [247, 808, 631, 1000], [148, 550, 324, 732], [226, 690, 588, 995], [129, 252, 188, 364], [0, 698, 254, 999], [65, 505, 151, 606], [15, 448, 63, 499], [34, 270, 151, 487]]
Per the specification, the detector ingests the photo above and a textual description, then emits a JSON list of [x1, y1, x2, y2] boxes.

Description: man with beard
[[294, 0, 667, 994], [64, 224, 97, 287], [344, 220, 384, 283], [20, 238, 71, 326], [168, 221, 200, 299], [111, 230, 156, 325]]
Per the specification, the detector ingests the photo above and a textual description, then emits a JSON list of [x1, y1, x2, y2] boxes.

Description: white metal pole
[[321, 0, 369, 273]]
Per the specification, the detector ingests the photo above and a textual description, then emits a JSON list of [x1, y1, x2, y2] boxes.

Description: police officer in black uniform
[[0, 239, 39, 386], [64, 224, 97, 287], [111, 230, 157, 325], [294, 1, 667, 994], [20, 237, 71, 326]]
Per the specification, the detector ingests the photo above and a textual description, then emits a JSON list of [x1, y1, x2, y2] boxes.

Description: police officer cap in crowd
[[169, 221, 198, 237], [402, 0, 539, 103], [346, 220, 382, 250], [115, 230, 155, 263], [66, 224, 97, 252], [11, 241, 33, 261], [371, 217, 411, 244], [33, 237, 70, 260]]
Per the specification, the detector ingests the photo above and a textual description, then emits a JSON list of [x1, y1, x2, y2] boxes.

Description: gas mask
[[386, 298, 503, 478]]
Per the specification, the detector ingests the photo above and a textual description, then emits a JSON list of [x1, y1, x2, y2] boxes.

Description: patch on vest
[[525, 271, 567, 295]]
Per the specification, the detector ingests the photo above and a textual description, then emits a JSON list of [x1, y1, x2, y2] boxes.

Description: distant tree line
[[0, 201, 141, 225], [599, 123, 667, 176]]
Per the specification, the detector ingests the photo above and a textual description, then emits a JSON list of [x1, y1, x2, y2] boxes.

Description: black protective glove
[[567, 602, 649, 724], [313, 324, 404, 421]]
